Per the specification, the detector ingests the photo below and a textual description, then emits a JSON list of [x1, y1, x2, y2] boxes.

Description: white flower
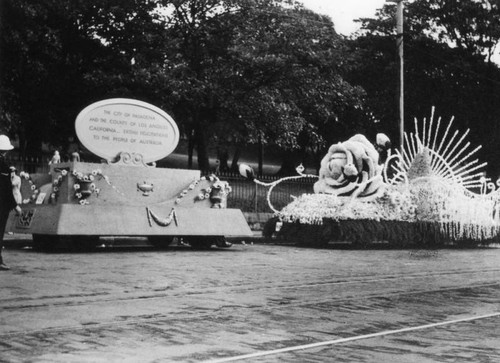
[[74, 184, 80, 190], [31, 184, 36, 190], [89, 175, 95, 181], [76, 192, 82, 198], [53, 186, 59, 192], [61, 170, 68, 176], [198, 193, 205, 200], [79, 199, 87, 205], [175, 198, 181, 204], [188, 184, 195, 190]]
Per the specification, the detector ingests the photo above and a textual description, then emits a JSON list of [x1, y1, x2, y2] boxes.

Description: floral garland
[[174, 174, 232, 205], [72, 168, 128, 205], [19, 171, 38, 204], [72, 169, 103, 205], [50, 169, 68, 203]]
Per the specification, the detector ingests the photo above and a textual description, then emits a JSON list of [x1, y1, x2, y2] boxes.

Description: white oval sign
[[75, 98, 180, 163]]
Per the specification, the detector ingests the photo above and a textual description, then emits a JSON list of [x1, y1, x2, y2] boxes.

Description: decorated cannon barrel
[[244, 107, 500, 247], [8, 99, 252, 250]]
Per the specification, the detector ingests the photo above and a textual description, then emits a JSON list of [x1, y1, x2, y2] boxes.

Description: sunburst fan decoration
[[389, 106, 487, 191]]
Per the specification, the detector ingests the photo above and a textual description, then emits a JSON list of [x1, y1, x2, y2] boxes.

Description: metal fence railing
[[6, 155, 50, 174], [5, 156, 317, 213], [213, 171, 316, 213]]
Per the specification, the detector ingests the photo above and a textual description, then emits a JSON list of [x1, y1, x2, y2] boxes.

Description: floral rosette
[[72, 169, 102, 205]]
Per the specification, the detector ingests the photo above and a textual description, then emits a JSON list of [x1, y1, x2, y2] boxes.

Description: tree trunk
[[195, 123, 210, 172], [217, 147, 229, 172], [277, 150, 303, 176], [231, 148, 241, 172], [187, 127, 194, 169]]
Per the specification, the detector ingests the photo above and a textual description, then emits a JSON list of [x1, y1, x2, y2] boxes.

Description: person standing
[[0, 135, 22, 271]]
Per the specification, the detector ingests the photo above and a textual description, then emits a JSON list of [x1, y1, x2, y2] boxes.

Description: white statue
[[48, 150, 60, 165], [10, 167, 22, 205]]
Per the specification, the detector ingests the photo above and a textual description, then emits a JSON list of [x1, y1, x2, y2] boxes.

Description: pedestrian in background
[[0, 135, 22, 271]]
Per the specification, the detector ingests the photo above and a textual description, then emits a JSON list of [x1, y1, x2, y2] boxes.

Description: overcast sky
[[299, 0, 500, 63], [299, 0, 387, 34]]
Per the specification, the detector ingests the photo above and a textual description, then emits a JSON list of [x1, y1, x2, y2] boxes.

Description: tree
[[204, 2, 366, 173], [349, 0, 500, 175], [0, 0, 165, 156], [1, 0, 366, 174]]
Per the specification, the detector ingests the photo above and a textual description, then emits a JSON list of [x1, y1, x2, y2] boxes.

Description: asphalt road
[[1, 238, 500, 362]]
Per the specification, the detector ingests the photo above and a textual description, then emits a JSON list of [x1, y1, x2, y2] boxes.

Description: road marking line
[[206, 312, 500, 362]]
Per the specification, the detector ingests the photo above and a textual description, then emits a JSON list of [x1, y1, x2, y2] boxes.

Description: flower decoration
[[18, 173, 41, 204], [72, 169, 105, 205], [49, 168, 70, 204], [19, 171, 30, 180], [173, 174, 232, 208]]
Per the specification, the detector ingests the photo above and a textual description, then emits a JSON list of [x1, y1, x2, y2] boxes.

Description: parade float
[[8, 98, 252, 250], [242, 107, 500, 247]]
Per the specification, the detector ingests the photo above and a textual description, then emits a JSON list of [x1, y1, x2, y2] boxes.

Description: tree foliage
[[2, 0, 500, 176], [0, 0, 163, 156], [349, 0, 500, 174]]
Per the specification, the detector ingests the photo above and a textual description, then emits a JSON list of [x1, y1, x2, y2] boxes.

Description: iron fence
[[6, 155, 50, 174], [5, 156, 317, 213], [213, 171, 317, 213]]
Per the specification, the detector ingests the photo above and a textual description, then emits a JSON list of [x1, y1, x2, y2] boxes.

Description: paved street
[[1, 237, 500, 362]]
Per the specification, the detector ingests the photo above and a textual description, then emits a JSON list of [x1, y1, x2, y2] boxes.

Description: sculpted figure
[[48, 150, 60, 165], [10, 167, 22, 205], [313, 133, 390, 200]]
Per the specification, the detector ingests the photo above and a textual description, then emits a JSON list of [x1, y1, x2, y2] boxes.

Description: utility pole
[[396, 0, 404, 150], [387, 0, 405, 149]]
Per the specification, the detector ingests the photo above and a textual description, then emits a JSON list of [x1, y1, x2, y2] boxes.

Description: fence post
[[254, 183, 258, 212]]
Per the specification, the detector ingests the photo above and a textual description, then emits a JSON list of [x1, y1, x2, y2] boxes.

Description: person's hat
[[0, 135, 14, 151], [9, 166, 16, 172]]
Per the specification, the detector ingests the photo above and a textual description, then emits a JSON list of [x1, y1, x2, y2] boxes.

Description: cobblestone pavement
[[1, 238, 500, 362]]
